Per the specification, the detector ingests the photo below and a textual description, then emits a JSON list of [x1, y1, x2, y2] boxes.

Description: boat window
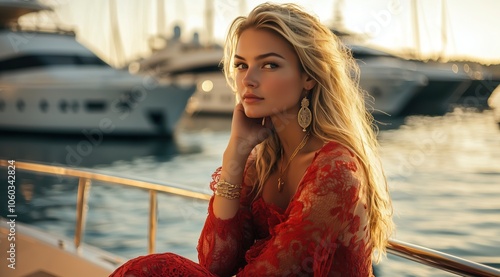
[[60, 100, 68, 113], [40, 99, 49, 112], [85, 100, 107, 113], [170, 64, 222, 75], [348, 45, 395, 61], [0, 54, 109, 73], [16, 99, 25, 111]]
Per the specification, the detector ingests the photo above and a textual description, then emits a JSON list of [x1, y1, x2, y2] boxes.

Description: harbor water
[[1, 108, 500, 276]]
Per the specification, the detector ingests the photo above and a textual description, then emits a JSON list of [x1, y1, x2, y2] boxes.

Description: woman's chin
[[244, 110, 265, 119]]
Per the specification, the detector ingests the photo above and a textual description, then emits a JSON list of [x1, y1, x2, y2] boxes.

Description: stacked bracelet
[[215, 180, 242, 200]]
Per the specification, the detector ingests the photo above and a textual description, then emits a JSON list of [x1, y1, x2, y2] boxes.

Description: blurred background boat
[[0, 0, 197, 137], [128, 30, 235, 116], [393, 0, 500, 115]]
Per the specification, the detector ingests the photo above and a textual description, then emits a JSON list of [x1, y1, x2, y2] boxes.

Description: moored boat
[[0, 0, 196, 137]]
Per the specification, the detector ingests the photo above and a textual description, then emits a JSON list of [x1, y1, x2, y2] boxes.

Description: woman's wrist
[[225, 137, 255, 157], [222, 139, 253, 179]]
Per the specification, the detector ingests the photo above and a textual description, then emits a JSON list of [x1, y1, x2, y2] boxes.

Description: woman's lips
[[242, 93, 264, 103]]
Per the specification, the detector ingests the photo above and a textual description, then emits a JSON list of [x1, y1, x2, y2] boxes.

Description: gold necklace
[[277, 132, 310, 192]]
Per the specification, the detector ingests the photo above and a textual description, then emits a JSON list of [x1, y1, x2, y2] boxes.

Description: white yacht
[[349, 45, 428, 116], [130, 43, 236, 115], [0, 0, 196, 137]]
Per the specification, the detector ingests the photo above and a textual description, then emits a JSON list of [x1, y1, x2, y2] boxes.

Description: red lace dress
[[110, 142, 373, 277]]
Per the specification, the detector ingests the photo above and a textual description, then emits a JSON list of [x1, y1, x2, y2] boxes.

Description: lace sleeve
[[238, 145, 372, 276], [197, 167, 255, 277]]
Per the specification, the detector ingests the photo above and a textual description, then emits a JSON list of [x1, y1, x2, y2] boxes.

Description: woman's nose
[[242, 67, 258, 88]]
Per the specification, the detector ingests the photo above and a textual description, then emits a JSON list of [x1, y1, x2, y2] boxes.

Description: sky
[[28, 0, 500, 67]]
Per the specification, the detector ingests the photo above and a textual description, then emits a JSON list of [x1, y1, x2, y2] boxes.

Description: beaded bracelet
[[215, 180, 242, 200]]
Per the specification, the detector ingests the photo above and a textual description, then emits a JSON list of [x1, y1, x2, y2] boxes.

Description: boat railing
[[2, 159, 499, 277]]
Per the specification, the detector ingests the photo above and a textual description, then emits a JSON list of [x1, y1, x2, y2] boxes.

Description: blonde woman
[[111, 3, 393, 276]]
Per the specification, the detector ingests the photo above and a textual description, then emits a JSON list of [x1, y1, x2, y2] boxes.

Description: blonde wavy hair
[[222, 3, 393, 261]]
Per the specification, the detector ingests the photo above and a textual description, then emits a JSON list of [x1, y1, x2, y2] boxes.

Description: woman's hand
[[228, 103, 273, 153], [215, 103, 273, 219]]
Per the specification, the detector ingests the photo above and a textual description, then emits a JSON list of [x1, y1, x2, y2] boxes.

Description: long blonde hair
[[223, 3, 393, 261]]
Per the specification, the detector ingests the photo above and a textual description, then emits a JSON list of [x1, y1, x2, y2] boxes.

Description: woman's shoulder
[[316, 141, 357, 159], [312, 141, 360, 173]]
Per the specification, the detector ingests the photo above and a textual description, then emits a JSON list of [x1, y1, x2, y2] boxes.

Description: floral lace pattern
[[110, 142, 373, 277]]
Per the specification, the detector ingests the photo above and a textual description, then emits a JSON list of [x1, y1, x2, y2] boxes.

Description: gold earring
[[298, 96, 311, 132]]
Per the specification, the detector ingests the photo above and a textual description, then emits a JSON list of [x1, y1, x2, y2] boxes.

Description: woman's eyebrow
[[234, 52, 285, 61]]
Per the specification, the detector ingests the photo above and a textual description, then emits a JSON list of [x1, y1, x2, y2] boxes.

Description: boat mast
[[411, 0, 421, 59], [333, 0, 345, 29], [440, 0, 448, 60], [205, 0, 214, 45], [109, 0, 125, 67], [157, 0, 166, 37]]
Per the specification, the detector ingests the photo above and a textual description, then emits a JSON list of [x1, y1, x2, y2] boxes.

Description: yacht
[[0, 0, 196, 137], [349, 44, 428, 116], [130, 42, 236, 115], [401, 59, 491, 115]]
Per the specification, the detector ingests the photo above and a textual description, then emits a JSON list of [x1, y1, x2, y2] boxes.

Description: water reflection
[[0, 133, 202, 168]]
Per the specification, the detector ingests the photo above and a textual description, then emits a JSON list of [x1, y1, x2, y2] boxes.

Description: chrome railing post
[[148, 190, 157, 254], [75, 177, 91, 250]]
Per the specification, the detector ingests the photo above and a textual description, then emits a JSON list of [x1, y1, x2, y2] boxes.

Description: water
[[1, 109, 499, 276]]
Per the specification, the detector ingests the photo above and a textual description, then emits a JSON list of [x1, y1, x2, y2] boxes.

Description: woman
[[111, 3, 393, 276]]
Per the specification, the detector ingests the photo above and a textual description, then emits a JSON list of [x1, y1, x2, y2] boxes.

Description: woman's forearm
[[213, 139, 253, 219]]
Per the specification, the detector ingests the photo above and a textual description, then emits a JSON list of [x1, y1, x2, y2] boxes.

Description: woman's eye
[[234, 63, 247, 70], [263, 63, 278, 69]]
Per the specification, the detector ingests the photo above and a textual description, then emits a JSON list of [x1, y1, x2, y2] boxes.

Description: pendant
[[277, 178, 284, 192]]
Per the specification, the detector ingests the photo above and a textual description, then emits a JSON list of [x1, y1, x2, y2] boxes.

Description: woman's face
[[234, 28, 313, 119]]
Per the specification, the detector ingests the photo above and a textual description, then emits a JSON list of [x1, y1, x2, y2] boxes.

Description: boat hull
[[0, 80, 196, 137]]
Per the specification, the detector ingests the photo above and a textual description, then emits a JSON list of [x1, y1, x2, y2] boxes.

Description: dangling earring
[[298, 95, 312, 132]]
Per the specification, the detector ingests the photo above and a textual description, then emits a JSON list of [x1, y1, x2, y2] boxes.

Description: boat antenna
[[411, 0, 421, 59], [205, 0, 214, 45]]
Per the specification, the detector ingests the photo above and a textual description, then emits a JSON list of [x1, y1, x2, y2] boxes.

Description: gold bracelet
[[215, 180, 242, 200], [215, 190, 240, 199], [216, 180, 242, 190]]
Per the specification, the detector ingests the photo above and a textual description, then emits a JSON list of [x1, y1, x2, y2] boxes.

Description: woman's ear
[[303, 74, 316, 91]]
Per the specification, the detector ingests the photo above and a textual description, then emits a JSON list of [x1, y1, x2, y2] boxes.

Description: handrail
[[2, 159, 500, 276], [387, 240, 500, 277], [0, 160, 210, 254]]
